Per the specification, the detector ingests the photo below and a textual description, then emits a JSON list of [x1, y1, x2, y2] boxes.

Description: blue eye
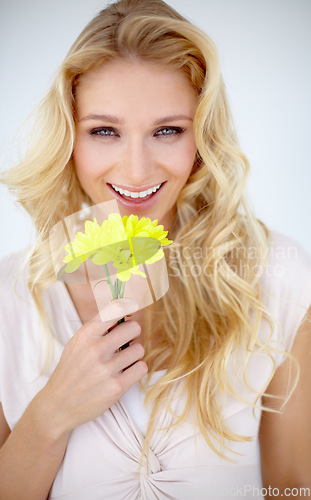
[[89, 126, 186, 137], [155, 127, 185, 136], [90, 127, 117, 136]]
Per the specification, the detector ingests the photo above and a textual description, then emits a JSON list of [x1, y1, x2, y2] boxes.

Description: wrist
[[26, 389, 72, 445]]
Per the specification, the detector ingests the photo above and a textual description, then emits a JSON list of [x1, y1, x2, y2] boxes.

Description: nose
[[120, 136, 154, 185]]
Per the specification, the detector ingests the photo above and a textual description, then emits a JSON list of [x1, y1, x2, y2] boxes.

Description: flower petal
[[64, 257, 85, 273]]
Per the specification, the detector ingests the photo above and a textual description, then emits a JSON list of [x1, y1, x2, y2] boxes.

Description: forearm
[[0, 394, 70, 500], [0, 301, 145, 500]]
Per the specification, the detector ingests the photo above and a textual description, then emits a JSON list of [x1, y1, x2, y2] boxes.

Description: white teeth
[[111, 183, 162, 199]]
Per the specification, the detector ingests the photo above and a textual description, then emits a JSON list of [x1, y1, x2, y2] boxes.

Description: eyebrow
[[79, 113, 193, 125]]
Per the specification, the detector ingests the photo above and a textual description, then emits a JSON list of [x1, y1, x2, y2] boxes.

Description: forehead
[[75, 59, 198, 120]]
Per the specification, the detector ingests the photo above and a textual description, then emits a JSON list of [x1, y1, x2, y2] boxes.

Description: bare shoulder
[[260, 306, 311, 489]]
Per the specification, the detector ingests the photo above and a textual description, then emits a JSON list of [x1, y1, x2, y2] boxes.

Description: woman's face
[[74, 59, 198, 229]]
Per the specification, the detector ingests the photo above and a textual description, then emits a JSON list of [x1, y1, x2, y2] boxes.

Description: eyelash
[[89, 126, 186, 137]]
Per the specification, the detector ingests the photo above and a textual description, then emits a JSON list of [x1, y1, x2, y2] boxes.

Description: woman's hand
[[0, 299, 147, 500], [34, 297, 147, 439]]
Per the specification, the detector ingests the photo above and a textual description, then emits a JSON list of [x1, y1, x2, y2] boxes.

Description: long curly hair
[[1, 0, 290, 462]]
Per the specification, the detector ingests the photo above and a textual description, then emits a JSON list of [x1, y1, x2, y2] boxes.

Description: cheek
[[73, 140, 111, 182], [171, 139, 197, 180]]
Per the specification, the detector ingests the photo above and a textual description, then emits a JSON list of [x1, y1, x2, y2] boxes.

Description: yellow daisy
[[122, 214, 173, 266], [63, 213, 173, 282], [63, 218, 118, 273]]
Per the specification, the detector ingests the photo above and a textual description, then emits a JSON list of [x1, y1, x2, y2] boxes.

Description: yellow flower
[[122, 214, 172, 266], [63, 213, 173, 282], [63, 218, 120, 273]]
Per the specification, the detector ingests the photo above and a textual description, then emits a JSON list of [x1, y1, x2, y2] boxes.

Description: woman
[[0, 0, 310, 498]]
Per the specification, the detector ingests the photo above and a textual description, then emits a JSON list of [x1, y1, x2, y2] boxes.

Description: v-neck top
[[0, 230, 310, 499]]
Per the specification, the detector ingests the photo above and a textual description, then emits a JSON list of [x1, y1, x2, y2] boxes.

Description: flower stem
[[103, 269, 128, 349], [119, 280, 126, 298], [116, 278, 128, 348], [103, 264, 116, 299]]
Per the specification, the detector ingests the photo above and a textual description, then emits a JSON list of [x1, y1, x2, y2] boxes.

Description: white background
[[0, 0, 310, 258]]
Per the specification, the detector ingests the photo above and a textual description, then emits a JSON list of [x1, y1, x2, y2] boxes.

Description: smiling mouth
[[108, 182, 165, 202]]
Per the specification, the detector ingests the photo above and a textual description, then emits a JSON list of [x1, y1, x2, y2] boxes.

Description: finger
[[117, 359, 148, 391], [104, 320, 141, 353], [112, 340, 145, 373], [83, 298, 139, 337]]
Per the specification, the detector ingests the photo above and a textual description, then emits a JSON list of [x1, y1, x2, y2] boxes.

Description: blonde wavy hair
[[1, 0, 294, 463]]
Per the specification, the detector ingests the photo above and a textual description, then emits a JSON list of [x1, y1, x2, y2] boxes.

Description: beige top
[[0, 231, 310, 499]]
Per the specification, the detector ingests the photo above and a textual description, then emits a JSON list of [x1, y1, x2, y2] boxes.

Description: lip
[[106, 182, 166, 212], [109, 182, 163, 193]]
